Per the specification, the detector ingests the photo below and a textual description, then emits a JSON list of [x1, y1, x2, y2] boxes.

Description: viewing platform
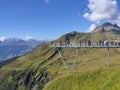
[[50, 43, 120, 48], [50, 41, 120, 74], [50, 45, 120, 48]]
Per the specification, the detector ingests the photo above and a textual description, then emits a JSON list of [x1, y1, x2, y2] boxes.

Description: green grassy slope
[[0, 31, 120, 90], [0, 56, 20, 68], [0, 44, 56, 90], [44, 68, 120, 90]]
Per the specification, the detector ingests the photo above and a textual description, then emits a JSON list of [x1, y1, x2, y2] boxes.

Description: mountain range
[[0, 22, 120, 90], [93, 22, 120, 34], [0, 38, 46, 61]]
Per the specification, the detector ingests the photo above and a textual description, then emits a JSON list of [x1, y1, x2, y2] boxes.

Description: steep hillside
[[44, 68, 120, 90], [0, 22, 120, 90], [0, 56, 20, 68], [1, 41, 120, 90]]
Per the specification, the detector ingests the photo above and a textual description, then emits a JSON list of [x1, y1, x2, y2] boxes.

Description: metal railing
[[50, 41, 118, 74], [50, 41, 120, 48]]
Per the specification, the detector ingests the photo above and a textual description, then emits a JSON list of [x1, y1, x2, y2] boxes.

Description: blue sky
[[0, 0, 120, 40]]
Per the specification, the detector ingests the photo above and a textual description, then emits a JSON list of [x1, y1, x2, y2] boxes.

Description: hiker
[[106, 41, 109, 46], [102, 40, 104, 46], [110, 40, 114, 46], [104, 40, 109, 46], [67, 39, 70, 46], [85, 40, 87, 46], [59, 41, 62, 46], [118, 41, 120, 46], [99, 40, 102, 46], [88, 40, 91, 46], [114, 40, 118, 46], [104, 40, 107, 46], [64, 41, 67, 46], [51, 40, 54, 46], [79, 40, 82, 46]]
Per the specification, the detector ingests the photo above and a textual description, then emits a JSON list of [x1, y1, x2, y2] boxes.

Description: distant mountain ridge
[[92, 22, 120, 34], [0, 38, 47, 61]]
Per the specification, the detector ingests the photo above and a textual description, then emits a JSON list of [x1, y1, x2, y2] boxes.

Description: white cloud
[[24, 34, 34, 40], [83, 0, 120, 23], [87, 24, 96, 32], [0, 37, 6, 41], [44, 0, 51, 3]]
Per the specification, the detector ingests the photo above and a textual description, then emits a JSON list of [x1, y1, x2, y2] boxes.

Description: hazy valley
[[0, 38, 46, 61]]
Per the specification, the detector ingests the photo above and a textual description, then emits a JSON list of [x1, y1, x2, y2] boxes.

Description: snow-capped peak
[[0, 37, 6, 41]]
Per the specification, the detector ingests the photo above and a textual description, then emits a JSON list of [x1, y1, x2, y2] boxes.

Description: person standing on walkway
[[99, 40, 102, 46], [85, 40, 87, 46], [51, 40, 54, 46], [59, 41, 62, 46], [88, 40, 91, 46], [102, 40, 104, 46], [79, 40, 82, 46], [67, 39, 70, 46], [114, 40, 118, 46]]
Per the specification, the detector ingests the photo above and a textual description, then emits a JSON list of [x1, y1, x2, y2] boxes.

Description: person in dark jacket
[[88, 40, 91, 46]]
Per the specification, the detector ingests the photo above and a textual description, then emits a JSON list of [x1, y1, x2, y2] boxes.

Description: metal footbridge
[[50, 43, 120, 75]]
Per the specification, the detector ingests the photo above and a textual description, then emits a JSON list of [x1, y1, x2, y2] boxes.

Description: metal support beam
[[107, 48, 110, 68], [57, 48, 71, 75], [72, 48, 79, 72]]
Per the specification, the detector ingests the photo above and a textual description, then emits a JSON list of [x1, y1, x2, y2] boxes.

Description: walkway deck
[[50, 43, 120, 74], [50, 45, 120, 48]]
